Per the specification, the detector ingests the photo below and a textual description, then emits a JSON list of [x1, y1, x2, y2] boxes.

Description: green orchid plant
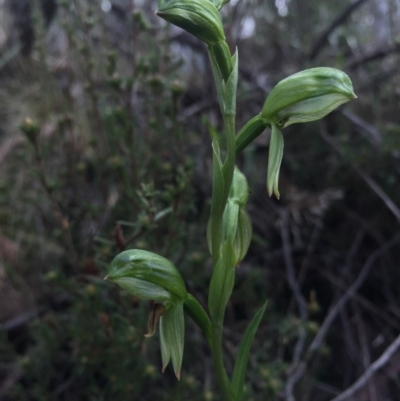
[[105, 1, 356, 400]]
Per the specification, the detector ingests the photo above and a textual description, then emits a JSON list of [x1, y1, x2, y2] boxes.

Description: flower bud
[[105, 249, 187, 304], [261, 67, 356, 128], [156, 0, 225, 46]]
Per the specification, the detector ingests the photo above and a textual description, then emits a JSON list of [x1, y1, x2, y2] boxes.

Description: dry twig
[[330, 334, 400, 401]]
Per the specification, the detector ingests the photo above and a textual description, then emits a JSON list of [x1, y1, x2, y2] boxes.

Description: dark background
[[0, 0, 400, 400]]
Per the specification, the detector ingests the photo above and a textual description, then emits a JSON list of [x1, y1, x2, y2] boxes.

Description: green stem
[[207, 45, 237, 401], [235, 115, 270, 155], [212, 324, 235, 401], [184, 294, 212, 346], [210, 113, 236, 401], [222, 113, 236, 203]]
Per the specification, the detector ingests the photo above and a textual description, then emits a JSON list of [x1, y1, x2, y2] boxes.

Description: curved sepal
[[160, 302, 185, 380]]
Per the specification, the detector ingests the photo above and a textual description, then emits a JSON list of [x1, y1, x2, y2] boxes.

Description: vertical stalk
[[207, 45, 237, 401], [212, 324, 235, 401]]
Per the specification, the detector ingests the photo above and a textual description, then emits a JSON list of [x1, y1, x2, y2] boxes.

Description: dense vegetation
[[1, 0, 399, 400]]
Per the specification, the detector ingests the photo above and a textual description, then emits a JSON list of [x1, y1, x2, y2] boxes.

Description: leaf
[[232, 302, 268, 401], [208, 241, 236, 322], [154, 207, 173, 221], [267, 124, 284, 199]]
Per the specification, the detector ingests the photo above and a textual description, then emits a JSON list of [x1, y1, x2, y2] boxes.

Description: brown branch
[[309, 0, 369, 61], [306, 234, 400, 357], [320, 127, 400, 224], [346, 42, 400, 70], [340, 109, 382, 146], [280, 210, 309, 400], [330, 334, 400, 401]]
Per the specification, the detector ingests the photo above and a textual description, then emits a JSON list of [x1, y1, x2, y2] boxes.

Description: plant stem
[[207, 46, 237, 399], [212, 324, 235, 401], [222, 113, 236, 202], [210, 112, 236, 401]]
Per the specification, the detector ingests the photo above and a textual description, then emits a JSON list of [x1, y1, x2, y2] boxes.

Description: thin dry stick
[[307, 234, 400, 357], [320, 128, 400, 224], [280, 210, 309, 401], [319, 268, 400, 332], [309, 0, 369, 60], [330, 334, 400, 401]]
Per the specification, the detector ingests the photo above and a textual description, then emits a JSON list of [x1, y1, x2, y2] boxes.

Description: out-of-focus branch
[[340, 109, 382, 146], [306, 234, 400, 357], [320, 127, 400, 224], [309, 0, 369, 61], [346, 41, 400, 70], [330, 334, 400, 401], [280, 210, 309, 400]]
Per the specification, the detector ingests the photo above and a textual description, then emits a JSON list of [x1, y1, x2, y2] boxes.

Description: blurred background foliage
[[0, 0, 399, 400]]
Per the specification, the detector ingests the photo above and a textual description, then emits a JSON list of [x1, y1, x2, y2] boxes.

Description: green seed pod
[[105, 249, 187, 304], [261, 67, 357, 128], [156, 0, 225, 46]]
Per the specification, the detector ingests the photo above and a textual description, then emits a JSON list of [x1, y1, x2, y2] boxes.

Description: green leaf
[[154, 206, 173, 221], [232, 302, 268, 401], [208, 241, 236, 322], [267, 124, 284, 199]]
